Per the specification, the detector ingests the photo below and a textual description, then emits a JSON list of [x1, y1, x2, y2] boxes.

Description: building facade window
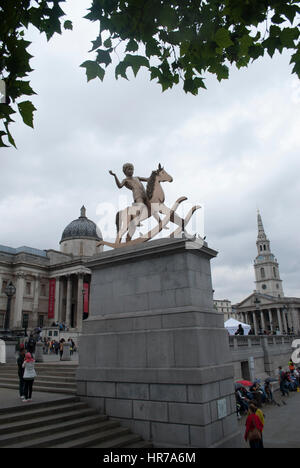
[[1, 280, 8, 294], [0, 313, 4, 328], [260, 267, 265, 278], [22, 313, 29, 329], [40, 284, 46, 297], [26, 282, 31, 295], [38, 315, 44, 328]]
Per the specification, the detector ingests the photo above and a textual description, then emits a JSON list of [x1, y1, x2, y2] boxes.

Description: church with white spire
[[254, 210, 284, 298], [234, 211, 300, 335]]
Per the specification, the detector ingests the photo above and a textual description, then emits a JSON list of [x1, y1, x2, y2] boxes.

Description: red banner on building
[[48, 279, 56, 319], [83, 282, 89, 315]]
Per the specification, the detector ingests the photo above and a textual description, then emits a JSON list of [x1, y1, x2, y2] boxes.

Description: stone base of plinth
[[3, 341, 18, 363], [76, 237, 242, 448]]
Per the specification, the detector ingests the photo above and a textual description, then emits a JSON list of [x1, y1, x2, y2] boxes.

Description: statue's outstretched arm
[[139, 177, 149, 182], [109, 170, 124, 189]]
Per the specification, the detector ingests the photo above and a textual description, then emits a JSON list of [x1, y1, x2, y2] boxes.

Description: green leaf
[[80, 61, 105, 82], [103, 38, 112, 48], [145, 38, 161, 58], [18, 100, 36, 128], [90, 35, 102, 52], [126, 39, 139, 53], [64, 20, 73, 30], [124, 54, 149, 77], [4, 122, 17, 148], [215, 28, 234, 49], [0, 131, 9, 148], [115, 61, 129, 80], [96, 49, 112, 67], [280, 28, 299, 49], [159, 6, 178, 29]]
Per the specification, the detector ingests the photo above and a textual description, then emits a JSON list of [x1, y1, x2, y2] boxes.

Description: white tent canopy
[[224, 318, 251, 336]]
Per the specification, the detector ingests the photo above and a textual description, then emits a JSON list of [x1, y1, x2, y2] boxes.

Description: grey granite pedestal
[[76, 237, 242, 448]]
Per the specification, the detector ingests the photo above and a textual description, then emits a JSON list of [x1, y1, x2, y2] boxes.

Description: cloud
[[0, 1, 300, 304]]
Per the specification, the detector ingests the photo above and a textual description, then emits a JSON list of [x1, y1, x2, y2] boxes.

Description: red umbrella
[[236, 380, 253, 387]]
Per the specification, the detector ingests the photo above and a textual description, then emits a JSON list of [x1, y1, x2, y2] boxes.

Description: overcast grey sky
[[1, 1, 300, 303]]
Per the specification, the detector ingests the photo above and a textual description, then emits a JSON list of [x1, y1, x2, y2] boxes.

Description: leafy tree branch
[[1, 0, 300, 148]]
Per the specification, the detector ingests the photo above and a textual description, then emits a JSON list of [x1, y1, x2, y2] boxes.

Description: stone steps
[[0, 363, 77, 394], [0, 397, 151, 448], [0, 382, 76, 395]]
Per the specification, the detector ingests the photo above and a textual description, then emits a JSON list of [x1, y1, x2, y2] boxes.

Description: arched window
[[263, 245, 266, 251], [273, 267, 276, 278], [260, 267, 265, 278], [260, 245, 262, 251]]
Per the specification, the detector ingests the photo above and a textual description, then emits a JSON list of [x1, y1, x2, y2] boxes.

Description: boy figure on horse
[[109, 163, 162, 232]]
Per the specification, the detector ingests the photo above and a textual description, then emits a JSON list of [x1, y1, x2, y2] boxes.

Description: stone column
[[260, 309, 266, 332], [66, 275, 72, 327], [277, 308, 283, 334], [13, 272, 25, 328], [253, 311, 259, 335], [268, 309, 274, 334], [76, 273, 84, 332], [32, 274, 40, 327], [59, 277, 65, 323], [54, 277, 60, 323], [282, 309, 288, 333]]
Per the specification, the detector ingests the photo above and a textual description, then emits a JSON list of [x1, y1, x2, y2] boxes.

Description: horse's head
[[157, 163, 173, 183]]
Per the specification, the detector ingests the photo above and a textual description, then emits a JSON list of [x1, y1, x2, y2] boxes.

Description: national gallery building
[[0, 207, 103, 334]]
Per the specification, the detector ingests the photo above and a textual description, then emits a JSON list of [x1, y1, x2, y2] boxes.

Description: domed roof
[[60, 206, 102, 243]]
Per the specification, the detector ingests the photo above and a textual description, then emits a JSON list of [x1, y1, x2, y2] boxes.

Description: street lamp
[[3, 281, 16, 339]]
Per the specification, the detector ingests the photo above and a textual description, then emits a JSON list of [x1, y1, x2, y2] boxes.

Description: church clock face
[[262, 284, 267, 290]]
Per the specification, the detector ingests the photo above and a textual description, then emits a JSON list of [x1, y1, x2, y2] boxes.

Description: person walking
[[17, 344, 26, 400], [244, 404, 264, 448], [26, 334, 36, 356], [22, 352, 37, 402], [278, 366, 289, 397], [59, 339, 65, 361]]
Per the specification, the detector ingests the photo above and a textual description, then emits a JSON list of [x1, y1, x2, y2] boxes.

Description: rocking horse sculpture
[[98, 163, 201, 249]]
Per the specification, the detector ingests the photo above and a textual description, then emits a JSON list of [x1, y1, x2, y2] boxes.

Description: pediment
[[234, 292, 279, 309]]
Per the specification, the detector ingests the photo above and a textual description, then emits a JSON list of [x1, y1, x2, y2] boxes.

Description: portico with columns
[[50, 268, 91, 331], [235, 293, 300, 335], [0, 206, 103, 335]]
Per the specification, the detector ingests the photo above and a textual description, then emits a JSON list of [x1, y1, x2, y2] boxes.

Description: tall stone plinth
[[76, 238, 242, 448]]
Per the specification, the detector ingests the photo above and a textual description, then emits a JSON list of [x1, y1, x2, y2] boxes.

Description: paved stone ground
[[238, 390, 300, 448]]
